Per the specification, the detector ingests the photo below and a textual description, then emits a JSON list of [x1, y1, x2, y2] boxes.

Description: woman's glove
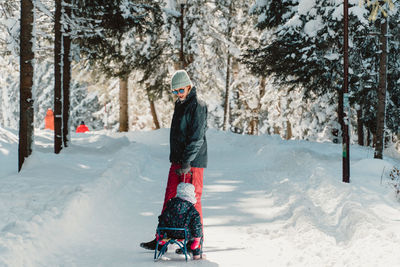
[[175, 162, 191, 176]]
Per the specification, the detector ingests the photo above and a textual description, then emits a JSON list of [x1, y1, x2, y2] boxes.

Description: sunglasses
[[172, 89, 185, 95]]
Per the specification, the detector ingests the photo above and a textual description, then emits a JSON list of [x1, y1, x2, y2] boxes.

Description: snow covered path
[[1, 128, 400, 266]]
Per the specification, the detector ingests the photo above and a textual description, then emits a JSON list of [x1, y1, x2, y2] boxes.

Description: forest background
[[1, 0, 400, 153]]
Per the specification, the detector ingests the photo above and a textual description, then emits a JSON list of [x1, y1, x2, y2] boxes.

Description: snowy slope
[[0, 127, 400, 267]]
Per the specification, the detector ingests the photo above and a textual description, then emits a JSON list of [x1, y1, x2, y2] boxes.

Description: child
[[157, 182, 203, 260], [76, 121, 89, 133]]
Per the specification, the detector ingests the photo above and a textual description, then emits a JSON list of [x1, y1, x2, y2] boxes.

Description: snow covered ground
[[1, 127, 400, 267]]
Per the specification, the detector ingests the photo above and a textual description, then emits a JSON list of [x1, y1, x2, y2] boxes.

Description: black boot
[[140, 238, 167, 252]]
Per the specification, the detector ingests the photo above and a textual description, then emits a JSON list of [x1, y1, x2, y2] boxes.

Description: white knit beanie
[[171, 70, 192, 90], [176, 182, 197, 204]]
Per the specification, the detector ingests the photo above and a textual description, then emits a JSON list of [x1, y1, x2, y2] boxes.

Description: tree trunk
[[179, 4, 186, 69], [337, 87, 344, 142], [223, 53, 231, 131], [19, 0, 35, 172], [274, 97, 281, 135], [273, 126, 280, 135], [284, 89, 292, 140], [223, 3, 233, 131], [54, 0, 62, 154], [286, 121, 292, 140], [248, 118, 258, 135], [62, 0, 71, 147], [260, 76, 266, 100], [374, 18, 388, 159], [250, 76, 267, 136], [357, 108, 364, 146], [147, 88, 160, 129], [119, 76, 129, 132]]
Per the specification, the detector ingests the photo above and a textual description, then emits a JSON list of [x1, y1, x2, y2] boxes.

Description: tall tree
[[62, 0, 72, 147], [54, 0, 62, 153], [365, 0, 395, 159], [374, 16, 388, 159], [220, 1, 233, 132], [19, 0, 35, 171]]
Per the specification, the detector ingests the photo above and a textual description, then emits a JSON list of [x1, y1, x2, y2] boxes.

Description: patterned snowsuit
[[158, 197, 203, 240]]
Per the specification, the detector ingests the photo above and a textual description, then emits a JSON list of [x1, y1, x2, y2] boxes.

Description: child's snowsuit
[[157, 183, 203, 257]]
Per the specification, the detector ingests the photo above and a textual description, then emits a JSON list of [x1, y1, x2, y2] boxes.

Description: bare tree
[[19, 0, 35, 171]]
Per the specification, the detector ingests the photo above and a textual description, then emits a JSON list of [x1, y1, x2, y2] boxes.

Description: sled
[[154, 227, 190, 261]]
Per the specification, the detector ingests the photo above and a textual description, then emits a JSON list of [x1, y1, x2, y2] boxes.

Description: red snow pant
[[162, 163, 204, 225]]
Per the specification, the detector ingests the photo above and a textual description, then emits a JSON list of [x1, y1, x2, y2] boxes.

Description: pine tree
[[244, 0, 392, 142], [73, 0, 164, 132], [386, 8, 400, 139], [356, 0, 399, 156], [368, 0, 396, 159], [246, 0, 369, 97]]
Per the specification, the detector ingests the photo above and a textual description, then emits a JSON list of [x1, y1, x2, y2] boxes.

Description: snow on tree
[[0, 0, 398, 151], [73, 0, 165, 132], [244, 0, 399, 143], [0, 1, 19, 128]]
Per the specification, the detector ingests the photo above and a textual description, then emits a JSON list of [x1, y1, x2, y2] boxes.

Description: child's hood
[[176, 182, 197, 204]]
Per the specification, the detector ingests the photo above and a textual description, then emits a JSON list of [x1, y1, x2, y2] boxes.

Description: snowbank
[[0, 127, 399, 266]]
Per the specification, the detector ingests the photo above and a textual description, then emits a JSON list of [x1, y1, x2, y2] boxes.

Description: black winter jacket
[[157, 197, 203, 239], [169, 87, 207, 168]]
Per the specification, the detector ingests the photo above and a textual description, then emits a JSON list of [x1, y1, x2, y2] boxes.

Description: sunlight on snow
[[204, 184, 237, 193], [0, 147, 9, 155], [139, 212, 154, 217], [204, 206, 225, 210], [139, 175, 154, 182], [214, 180, 243, 184], [204, 216, 237, 226], [78, 164, 90, 169], [236, 194, 296, 220]]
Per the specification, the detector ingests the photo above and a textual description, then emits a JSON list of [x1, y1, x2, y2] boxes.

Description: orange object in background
[[76, 121, 89, 133], [44, 109, 54, 130]]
